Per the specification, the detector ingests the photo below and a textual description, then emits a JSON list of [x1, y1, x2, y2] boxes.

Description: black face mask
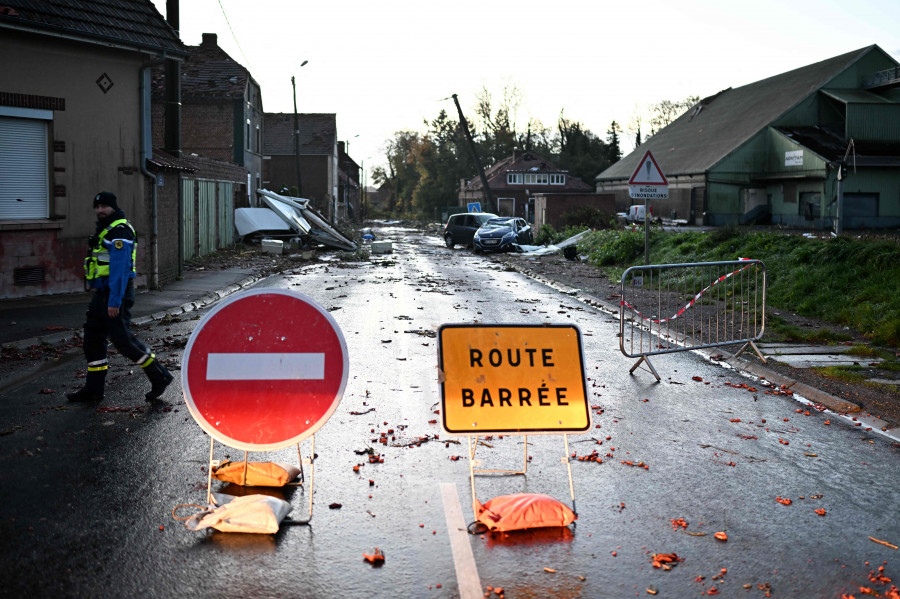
[[91, 208, 126, 242]]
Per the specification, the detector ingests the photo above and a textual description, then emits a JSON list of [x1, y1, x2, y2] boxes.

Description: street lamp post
[[292, 60, 308, 198]]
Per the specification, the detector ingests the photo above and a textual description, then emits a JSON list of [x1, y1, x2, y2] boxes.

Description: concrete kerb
[[503, 259, 900, 441]]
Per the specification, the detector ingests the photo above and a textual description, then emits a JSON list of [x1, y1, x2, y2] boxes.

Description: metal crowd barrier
[[619, 259, 766, 380]]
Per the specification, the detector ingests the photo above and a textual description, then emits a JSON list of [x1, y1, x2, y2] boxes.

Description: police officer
[[67, 192, 173, 402]]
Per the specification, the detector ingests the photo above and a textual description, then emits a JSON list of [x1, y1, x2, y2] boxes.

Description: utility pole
[[291, 76, 302, 198], [291, 61, 308, 198], [451, 94, 494, 211]]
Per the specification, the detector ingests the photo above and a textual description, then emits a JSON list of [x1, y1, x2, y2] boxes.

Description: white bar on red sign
[[206, 353, 325, 381]]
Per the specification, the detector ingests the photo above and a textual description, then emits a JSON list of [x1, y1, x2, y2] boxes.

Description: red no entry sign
[[182, 288, 349, 451]]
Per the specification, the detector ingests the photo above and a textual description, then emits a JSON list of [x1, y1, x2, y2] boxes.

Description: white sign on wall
[[785, 150, 803, 166]]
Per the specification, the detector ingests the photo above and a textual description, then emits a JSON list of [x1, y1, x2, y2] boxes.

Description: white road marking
[[206, 353, 325, 380], [440, 482, 482, 599]]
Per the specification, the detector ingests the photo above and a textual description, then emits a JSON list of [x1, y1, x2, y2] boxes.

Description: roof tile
[[0, 0, 185, 56]]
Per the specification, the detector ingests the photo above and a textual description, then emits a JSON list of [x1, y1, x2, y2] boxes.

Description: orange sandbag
[[475, 493, 576, 532], [211, 461, 300, 487]]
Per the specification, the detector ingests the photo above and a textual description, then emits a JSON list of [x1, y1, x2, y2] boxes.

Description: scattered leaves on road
[[651, 553, 683, 570], [869, 536, 898, 550]]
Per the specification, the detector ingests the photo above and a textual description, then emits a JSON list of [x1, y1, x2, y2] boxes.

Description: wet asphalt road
[[1, 226, 898, 599]]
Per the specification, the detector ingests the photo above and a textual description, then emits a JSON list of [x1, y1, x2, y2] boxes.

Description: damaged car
[[444, 212, 497, 248], [473, 217, 533, 253]]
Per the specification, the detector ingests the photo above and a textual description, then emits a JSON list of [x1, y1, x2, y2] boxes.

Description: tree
[[373, 82, 632, 219], [606, 121, 622, 164], [648, 95, 700, 135], [626, 106, 643, 149], [379, 131, 423, 214], [473, 83, 522, 165], [411, 110, 473, 218], [557, 111, 612, 185]]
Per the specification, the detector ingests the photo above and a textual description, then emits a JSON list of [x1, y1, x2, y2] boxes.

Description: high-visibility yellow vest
[[84, 218, 137, 281]]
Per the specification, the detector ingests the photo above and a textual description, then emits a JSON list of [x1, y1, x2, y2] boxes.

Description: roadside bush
[[534, 224, 557, 246], [580, 229, 646, 266], [608, 228, 900, 347]]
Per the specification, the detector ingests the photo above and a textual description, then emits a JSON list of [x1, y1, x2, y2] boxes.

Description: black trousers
[[83, 283, 150, 365]]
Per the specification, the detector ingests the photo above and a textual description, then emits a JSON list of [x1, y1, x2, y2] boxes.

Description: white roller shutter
[[0, 116, 49, 219]]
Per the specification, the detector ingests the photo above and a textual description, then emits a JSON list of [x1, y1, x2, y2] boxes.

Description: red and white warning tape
[[621, 261, 757, 325]]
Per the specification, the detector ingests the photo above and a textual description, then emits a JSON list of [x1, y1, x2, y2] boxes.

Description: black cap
[[93, 191, 118, 210]]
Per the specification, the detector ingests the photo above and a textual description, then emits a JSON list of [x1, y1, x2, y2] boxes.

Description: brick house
[[262, 112, 339, 219], [338, 141, 361, 220], [152, 32, 262, 205], [150, 31, 253, 268], [0, 0, 186, 299], [458, 150, 594, 222]]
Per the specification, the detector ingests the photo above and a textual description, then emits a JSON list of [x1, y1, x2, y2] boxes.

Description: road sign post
[[628, 150, 668, 264], [438, 323, 591, 517], [182, 288, 349, 520]]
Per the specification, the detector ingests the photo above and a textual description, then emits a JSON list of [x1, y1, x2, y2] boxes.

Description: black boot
[[143, 356, 174, 401], [67, 367, 106, 402]]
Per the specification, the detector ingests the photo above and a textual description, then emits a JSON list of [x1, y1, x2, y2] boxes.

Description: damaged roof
[[152, 32, 252, 99], [146, 148, 198, 172], [263, 113, 336, 156], [598, 45, 889, 181], [777, 126, 900, 167], [0, 0, 186, 56], [465, 150, 593, 191]]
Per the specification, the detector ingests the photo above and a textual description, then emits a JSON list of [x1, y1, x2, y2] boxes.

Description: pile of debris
[[235, 189, 358, 252]]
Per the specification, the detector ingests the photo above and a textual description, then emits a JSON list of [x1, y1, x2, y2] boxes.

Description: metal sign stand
[[466, 433, 578, 520], [734, 339, 767, 363], [205, 434, 316, 524], [629, 354, 661, 382]]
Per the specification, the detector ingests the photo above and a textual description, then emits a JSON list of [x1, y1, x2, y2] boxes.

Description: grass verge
[[577, 228, 900, 347]]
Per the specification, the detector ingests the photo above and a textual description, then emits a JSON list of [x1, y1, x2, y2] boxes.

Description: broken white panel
[[510, 230, 590, 257], [235, 208, 291, 237], [260, 193, 312, 235]]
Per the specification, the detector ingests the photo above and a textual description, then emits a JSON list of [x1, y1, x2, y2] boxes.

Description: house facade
[[152, 32, 262, 206], [0, 0, 186, 299], [459, 150, 594, 221], [597, 45, 900, 229], [262, 112, 339, 219], [338, 141, 361, 220]]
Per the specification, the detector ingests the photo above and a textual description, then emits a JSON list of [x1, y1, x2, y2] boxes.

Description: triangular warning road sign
[[628, 151, 668, 186]]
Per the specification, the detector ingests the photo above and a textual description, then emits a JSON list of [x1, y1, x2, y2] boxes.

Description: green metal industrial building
[[596, 45, 900, 230]]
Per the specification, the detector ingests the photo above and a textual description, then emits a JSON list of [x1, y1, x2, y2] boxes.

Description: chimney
[[164, 0, 181, 157], [202, 33, 217, 46]]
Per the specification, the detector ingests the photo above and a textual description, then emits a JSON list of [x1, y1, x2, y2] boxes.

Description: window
[[524, 173, 548, 185], [507, 173, 522, 184], [550, 174, 565, 185], [0, 108, 51, 220]]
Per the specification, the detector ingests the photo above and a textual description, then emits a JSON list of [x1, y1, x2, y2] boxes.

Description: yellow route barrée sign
[[438, 324, 591, 435]]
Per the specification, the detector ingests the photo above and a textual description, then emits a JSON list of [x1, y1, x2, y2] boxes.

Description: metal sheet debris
[[256, 189, 358, 252], [234, 208, 292, 238], [510, 230, 590, 257], [259, 190, 312, 236]]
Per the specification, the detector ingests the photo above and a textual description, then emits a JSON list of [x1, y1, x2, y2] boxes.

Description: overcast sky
[[151, 0, 899, 174]]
